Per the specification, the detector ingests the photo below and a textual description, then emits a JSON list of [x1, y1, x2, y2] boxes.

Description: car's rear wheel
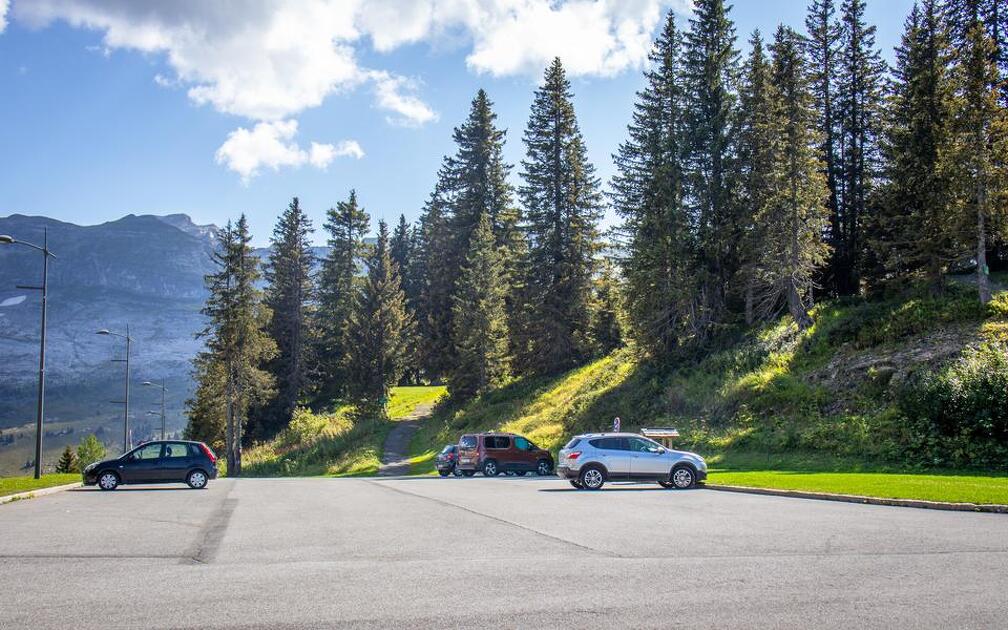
[[578, 466, 606, 490], [97, 471, 119, 491], [536, 459, 552, 476], [186, 470, 209, 489], [670, 465, 696, 489], [461, 470, 475, 477], [453, 466, 463, 477], [438, 469, 450, 477], [482, 459, 499, 477], [569, 479, 583, 489]]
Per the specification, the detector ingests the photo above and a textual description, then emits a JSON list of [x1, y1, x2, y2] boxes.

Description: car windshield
[[459, 436, 477, 448]]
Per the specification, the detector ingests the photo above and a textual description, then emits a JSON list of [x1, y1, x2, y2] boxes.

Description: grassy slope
[[244, 386, 445, 477], [408, 283, 1008, 503], [0, 474, 80, 497]]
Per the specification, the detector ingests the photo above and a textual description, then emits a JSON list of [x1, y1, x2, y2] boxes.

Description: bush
[[279, 407, 330, 448], [76, 434, 106, 468], [898, 342, 1008, 468], [55, 445, 78, 473]]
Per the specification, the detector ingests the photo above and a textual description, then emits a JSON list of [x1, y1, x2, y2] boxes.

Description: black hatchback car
[[435, 444, 460, 477], [82, 440, 218, 490]]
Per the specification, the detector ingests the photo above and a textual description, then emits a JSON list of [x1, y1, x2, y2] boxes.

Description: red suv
[[456, 432, 554, 477]]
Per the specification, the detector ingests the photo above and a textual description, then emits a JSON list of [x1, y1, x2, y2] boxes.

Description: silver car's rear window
[[564, 438, 581, 449]]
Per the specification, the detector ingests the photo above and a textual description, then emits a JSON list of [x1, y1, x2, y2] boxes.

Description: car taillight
[[199, 443, 217, 463], [567, 451, 581, 460]]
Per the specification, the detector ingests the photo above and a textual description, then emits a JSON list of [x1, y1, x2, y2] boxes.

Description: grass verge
[[0, 474, 79, 498], [708, 468, 1008, 505]]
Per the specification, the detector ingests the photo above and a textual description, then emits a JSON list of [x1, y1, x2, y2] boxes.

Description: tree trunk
[[977, 173, 992, 304]]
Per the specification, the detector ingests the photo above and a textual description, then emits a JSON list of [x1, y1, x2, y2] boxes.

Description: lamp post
[[1, 229, 56, 479], [97, 325, 132, 453], [143, 379, 167, 440]]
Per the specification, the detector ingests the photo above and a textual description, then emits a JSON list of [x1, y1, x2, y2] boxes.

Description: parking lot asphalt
[[1, 475, 1006, 629]]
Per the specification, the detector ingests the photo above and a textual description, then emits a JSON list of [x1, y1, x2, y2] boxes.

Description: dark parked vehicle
[[436, 444, 461, 477], [82, 440, 218, 491], [456, 432, 554, 477]]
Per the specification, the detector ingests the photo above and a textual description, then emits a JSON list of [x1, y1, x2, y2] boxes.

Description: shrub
[[898, 342, 1008, 468], [76, 434, 106, 468]]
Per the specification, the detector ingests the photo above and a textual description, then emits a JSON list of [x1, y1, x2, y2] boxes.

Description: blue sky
[[0, 1, 914, 245]]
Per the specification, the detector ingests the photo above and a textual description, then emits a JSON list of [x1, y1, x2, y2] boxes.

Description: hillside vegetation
[[244, 386, 445, 477], [410, 283, 1008, 476]]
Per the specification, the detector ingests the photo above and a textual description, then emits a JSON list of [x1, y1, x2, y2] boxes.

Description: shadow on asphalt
[[69, 486, 196, 492]]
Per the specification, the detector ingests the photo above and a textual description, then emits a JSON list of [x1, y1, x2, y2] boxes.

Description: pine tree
[[345, 219, 414, 412], [682, 0, 742, 335], [257, 197, 314, 438], [950, 14, 1008, 303], [612, 11, 692, 357], [737, 30, 781, 325], [186, 216, 275, 476], [316, 190, 370, 397], [184, 353, 227, 453], [833, 0, 886, 295], [590, 258, 624, 356], [872, 0, 959, 288], [756, 26, 831, 328], [519, 58, 603, 374], [56, 445, 78, 473], [944, 0, 1008, 107], [391, 213, 421, 384], [449, 212, 510, 399], [806, 0, 843, 291], [413, 179, 455, 381]]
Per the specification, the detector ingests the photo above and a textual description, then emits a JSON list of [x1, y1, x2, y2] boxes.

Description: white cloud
[[11, 1, 689, 175], [0, 0, 9, 33], [369, 70, 439, 127], [214, 120, 360, 183]]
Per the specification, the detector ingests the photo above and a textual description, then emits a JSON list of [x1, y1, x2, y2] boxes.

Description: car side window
[[132, 443, 162, 460], [164, 443, 189, 458], [486, 436, 509, 449], [628, 437, 659, 452], [514, 437, 530, 451]]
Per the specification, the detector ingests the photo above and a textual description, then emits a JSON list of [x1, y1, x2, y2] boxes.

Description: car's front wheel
[[482, 459, 499, 477], [186, 470, 209, 490], [670, 465, 696, 489], [97, 471, 119, 491], [578, 466, 606, 490]]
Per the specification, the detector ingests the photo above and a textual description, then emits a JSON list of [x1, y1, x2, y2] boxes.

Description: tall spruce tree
[[316, 190, 370, 397], [519, 58, 603, 374], [590, 258, 624, 356], [345, 220, 414, 412], [186, 216, 275, 476], [612, 11, 691, 358], [737, 30, 781, 324], [413, 178, 455, 381], [257, 197, 314, 438], [757, 26, 831, 328], [833, 0, 886, 295], [805, 0, 843, 291], [872, 1, 959, 288], [951, 14, 1008, 303], [391, 213, 421, 384], [449, 212, 510, 399], [682, 0, 742, 336]]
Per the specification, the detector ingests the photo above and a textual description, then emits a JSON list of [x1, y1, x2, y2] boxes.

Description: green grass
[[708, 469, 1008, 505], [1, 474, 80, 498], [243, 385, 446, 477]]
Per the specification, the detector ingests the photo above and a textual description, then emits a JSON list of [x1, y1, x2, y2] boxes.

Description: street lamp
[[1, 229, 56, 479], [143, 379, 167, 440], [97, 325, 133, 453]]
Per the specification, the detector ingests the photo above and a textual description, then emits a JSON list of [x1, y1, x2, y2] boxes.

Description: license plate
[[460, 458, 471, 463]]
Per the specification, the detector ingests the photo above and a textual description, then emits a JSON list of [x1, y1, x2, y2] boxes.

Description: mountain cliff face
[[0, 213, 222, 471]]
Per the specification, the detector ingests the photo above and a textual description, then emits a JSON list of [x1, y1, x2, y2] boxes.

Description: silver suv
[[556, 433, 707, 490]]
